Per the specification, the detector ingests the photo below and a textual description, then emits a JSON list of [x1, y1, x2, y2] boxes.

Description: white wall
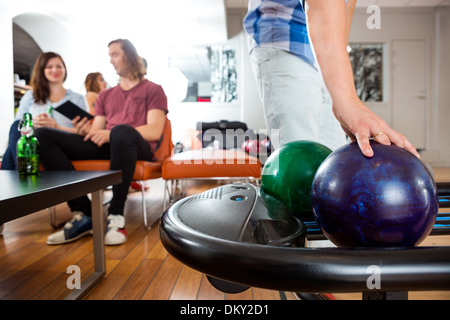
[[350, 7, 435, 141], [13, 14, 78, 88], [0, 5, 15, 154], [351, 7, 450, 167], [433, 7, 450, 167]]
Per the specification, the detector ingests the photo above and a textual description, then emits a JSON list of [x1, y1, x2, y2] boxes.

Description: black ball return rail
[[159, 182, 450, 299]]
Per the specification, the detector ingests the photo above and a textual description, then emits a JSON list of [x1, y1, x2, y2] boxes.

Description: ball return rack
[[159, 182, 450, 300]]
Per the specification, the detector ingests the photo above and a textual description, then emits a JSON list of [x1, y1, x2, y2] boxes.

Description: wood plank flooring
[[0, 169, 449, 300]]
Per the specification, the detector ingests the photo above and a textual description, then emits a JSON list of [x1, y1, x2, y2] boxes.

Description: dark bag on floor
[[196, 120, 248, 149]]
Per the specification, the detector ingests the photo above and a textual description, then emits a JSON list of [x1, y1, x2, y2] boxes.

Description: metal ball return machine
[[159, 182, 450, 300]]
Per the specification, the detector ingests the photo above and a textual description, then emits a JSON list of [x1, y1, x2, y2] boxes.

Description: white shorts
[[250, 47, 347, 151]]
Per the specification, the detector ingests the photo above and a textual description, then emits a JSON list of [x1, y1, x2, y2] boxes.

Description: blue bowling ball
[[311, 141, 438, 247]]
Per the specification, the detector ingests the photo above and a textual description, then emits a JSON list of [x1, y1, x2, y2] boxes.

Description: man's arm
[[83, 109, 166, 147], [89, 115, 107, 132], [345, 0, 357, 45], [306, 0, 419, 158], [83, 116, 108, 146], [135, 108, 167, 142]]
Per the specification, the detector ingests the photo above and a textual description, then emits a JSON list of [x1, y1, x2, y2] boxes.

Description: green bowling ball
[[261, 140, 332, 219]]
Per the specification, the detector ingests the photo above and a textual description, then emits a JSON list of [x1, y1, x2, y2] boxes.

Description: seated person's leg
[[35, 127, 110, 245], [105, 124, 154, 245], [1, 120, 21, 170]]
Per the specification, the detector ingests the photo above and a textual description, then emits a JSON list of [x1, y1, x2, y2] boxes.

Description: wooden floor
[[0, 168, 449, 300]]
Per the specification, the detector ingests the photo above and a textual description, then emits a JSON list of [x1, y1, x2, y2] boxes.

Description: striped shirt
[[244, 0, 346, 69]]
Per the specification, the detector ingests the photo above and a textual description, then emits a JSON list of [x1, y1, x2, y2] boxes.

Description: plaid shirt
[[244, 0, 315, 67], [244, 0, 346, 68]]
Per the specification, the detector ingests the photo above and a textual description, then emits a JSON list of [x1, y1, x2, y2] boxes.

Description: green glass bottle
[[17, 113, 39, 175], [47, 105, 53, 118]]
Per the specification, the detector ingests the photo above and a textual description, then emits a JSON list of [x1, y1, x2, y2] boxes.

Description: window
[[168, 45, 237, 103]]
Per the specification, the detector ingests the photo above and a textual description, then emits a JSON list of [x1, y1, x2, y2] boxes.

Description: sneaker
[[105, 214, 127, 245], [47, 212, 92, 245]]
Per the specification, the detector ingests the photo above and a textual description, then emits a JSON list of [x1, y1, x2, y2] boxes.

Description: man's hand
[[84, 129, 111, 147], [334, 98, 420, 158], [72, 116, 92, 136], [306, 0, 419, 158]]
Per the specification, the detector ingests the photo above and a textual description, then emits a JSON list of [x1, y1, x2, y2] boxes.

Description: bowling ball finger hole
[[230, 195, 247, 201]]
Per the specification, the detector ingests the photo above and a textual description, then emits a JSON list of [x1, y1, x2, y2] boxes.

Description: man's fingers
[[383, 128, 421, 158], [355, 132, 374, 158], [372, 130, 391, 145], [83, 132, 92, 141]]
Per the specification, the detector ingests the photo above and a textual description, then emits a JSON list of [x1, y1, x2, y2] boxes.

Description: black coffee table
[[0, 170, 122, 300]]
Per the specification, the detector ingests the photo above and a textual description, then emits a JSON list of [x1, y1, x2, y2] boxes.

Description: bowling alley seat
[[51, 117, 173, 230], [161, 147, 262, 208]]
